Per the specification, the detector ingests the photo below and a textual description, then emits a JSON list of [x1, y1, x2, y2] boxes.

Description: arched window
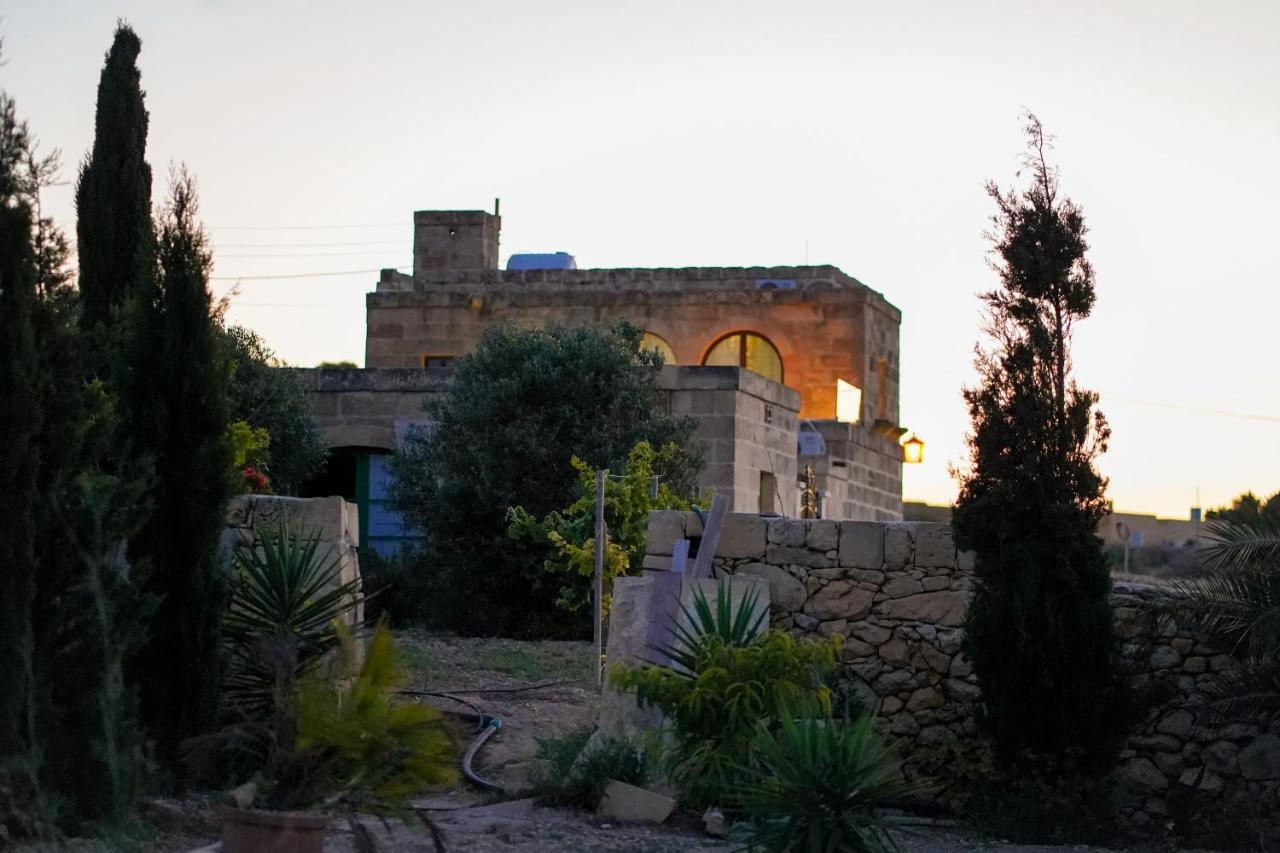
[[640, 331, 677, 365], [702, 331, 783, 382]]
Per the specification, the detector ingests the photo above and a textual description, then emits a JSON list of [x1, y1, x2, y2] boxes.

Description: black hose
[[395, 690, 503, 791]]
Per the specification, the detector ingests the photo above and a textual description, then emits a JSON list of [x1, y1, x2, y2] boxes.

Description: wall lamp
[[901, 433, 925, 465]]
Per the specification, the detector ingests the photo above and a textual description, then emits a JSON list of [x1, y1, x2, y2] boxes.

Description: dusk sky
[[5, 0, 1279, 518]]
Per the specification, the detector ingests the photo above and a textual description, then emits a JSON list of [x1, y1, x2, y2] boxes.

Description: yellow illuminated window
[[703, 332, 783, 383], [836, 379, 862, 423], [640, 332, 677, 365]]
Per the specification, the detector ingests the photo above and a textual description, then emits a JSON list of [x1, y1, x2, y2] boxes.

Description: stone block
[[806, 520, 839, 552], [943, 678, 981, 703], [598, 780, 675, 823], [878, 638, 910, 666], [838, 521, 884, 569], [921, 576, 949, 591], [913, 525, 956, 568], [1118, 758, 1168, 793], [1149, 645, 1182, 670], [906, 687, 944, 712], [884, 524, 914, 568], [805, 581, 874, 621], [768, 519, 807, 547], [883, 576, 923, 599], [645, 510, 686, 556], [849, 623, 891, 646], [766, 545, 830, 567], [642, 555, 673, 571], [735, 562, 806, 612], [717, 515, 767, 559], [877, 591, 971, 627]]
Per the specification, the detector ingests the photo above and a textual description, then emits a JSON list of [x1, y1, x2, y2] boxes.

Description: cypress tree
[[75, 22, 152, 329], [0, 90, 47, 835], [130, 169, 234, 776], [952, 115, 1126, 777]]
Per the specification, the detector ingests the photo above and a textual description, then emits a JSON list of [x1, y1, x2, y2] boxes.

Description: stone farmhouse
[[299, 208, 915, 555]]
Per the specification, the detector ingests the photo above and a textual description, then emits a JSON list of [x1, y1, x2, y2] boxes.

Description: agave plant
[[609, 581, 839, 809], [223, 515, 365, 715], [1166, 518, 1280, 722], [731, 713, 924, 853]]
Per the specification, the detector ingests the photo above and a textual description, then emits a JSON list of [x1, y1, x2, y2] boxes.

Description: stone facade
[[298, 366, 452, 451], [368, 260, 902, 427], [642, 512, 1280, 836], [301, 364, 834, 517]]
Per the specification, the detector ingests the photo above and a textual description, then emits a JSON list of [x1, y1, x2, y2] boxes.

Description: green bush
[[360, 545, 436, 627], [609, 583, 839, 809], [732, 714, 922, 853], [387, 321, 700, 638], [532, 728, 651, 809], [507, 440, 698, 614]]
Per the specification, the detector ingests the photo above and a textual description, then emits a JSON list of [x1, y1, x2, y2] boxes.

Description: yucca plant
[[1166, 518, 1280, 723], [731, 713, 924, 853], [223, 516, 364, 715]]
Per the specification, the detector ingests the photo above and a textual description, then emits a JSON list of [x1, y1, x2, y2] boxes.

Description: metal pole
[[593, 469, 606, 687]]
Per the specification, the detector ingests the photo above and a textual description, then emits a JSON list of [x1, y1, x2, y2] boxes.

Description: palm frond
[[1201, 517, 1280, 570]]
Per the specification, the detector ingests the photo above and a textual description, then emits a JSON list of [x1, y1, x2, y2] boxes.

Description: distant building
[[300, 208, 915, 553]]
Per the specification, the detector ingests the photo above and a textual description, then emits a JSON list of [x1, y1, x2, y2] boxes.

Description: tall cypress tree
[[952, 115, 1126, 777], [0, 90, 47, 834], [75, 22, 152, 329], [130, 169, 234, 776]]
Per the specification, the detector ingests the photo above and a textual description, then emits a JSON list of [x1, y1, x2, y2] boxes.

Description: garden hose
[[460, 716, 502, 790], [396, 690, 504, 790]]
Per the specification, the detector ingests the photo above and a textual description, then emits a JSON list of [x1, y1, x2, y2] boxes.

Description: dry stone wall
[[643, 511, 1280, 837]]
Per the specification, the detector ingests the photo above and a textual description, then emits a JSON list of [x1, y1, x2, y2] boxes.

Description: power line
[[216, 249, 408, 259], [210, 222, 401, 232], [1106, 396, 1280, 424], [214, 239, 408, 249], [210, 267, 406, 281]]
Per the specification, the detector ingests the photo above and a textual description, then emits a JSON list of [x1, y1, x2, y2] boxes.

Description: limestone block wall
[[662, 366, 800, 514], [296, 366, 451, 450], [643, 512, 1280, 834], [367, 263, 901, 425], [801, 419, 903, 521]]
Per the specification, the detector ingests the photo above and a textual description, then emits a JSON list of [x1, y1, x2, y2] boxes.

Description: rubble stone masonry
[[642, 512, 1280, 836]]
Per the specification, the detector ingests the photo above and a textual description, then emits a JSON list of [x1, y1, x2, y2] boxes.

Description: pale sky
[[5, 0, 1279, 518]]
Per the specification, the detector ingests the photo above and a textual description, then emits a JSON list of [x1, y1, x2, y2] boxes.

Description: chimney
[[412, 210, 501, 275]]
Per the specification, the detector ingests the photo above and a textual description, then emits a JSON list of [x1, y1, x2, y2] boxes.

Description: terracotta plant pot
[[219, 806, 330, 853]]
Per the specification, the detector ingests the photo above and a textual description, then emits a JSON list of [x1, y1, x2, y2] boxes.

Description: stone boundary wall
[[643, 512, 1280, 836]]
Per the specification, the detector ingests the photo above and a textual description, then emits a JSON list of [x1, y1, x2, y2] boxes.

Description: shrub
[[732, 713, 923, 853], [387, 321, 700, 638], [532, 728, 651, 809], [508, 440, 699, 614], [609, 583, 839, 809]]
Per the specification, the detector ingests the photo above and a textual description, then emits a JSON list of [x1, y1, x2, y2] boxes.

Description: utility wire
[[217, 250, 409, 259], [210, 222, 402, 231], [214, 239, 408, 249], [210, 267, 407, 281]]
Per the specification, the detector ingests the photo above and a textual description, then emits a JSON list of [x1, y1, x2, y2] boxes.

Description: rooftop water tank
[[507, 252, 577, 271]]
